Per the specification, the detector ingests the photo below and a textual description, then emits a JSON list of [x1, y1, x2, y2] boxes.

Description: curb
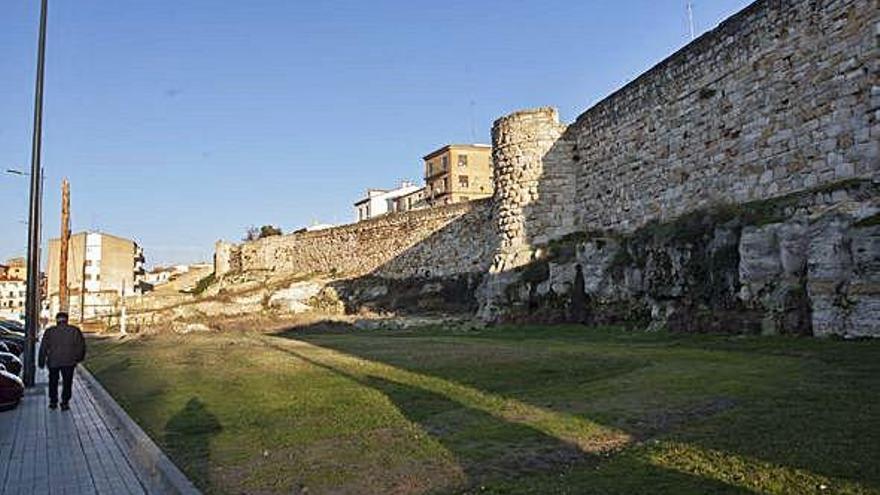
[[78, 364, 201, 495]]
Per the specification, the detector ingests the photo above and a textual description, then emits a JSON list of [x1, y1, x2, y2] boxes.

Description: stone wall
[[490, 108, 575, 272], [572, 0, 877, 231], [492, 0, 877, 243], [481, 0, 879, 333], [216, 199, 495, 280], [215, 0, 879, 336]]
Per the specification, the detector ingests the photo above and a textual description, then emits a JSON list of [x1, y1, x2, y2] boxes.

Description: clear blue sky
[[0, 0, 752, 266]]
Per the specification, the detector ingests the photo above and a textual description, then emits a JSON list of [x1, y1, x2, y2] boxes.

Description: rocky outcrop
[[807, 214, 880, 337], [482, 180, 880, 337]]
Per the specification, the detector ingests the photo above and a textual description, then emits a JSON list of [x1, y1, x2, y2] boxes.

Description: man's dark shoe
[[60, 403, 70, 411], [48, 402, 57, 410]]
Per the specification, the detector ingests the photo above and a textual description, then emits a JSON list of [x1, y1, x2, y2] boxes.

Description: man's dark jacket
[[38, 324, 86, 368]]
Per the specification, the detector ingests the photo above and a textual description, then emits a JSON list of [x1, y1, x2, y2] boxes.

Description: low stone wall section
[[218, 199, 495, 280]]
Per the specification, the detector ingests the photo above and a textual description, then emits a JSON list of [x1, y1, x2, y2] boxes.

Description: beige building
[[46, 232, 145, 319], [423, 144, 493, 206]]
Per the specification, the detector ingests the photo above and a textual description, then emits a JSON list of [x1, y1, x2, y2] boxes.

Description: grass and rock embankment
[[86, 324, 880, 494]]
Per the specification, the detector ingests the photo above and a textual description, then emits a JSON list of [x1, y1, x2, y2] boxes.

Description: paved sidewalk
[[0, 366, 147, 494]]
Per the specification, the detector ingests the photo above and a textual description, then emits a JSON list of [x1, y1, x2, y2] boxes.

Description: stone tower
[[479, 107, 576, 320]]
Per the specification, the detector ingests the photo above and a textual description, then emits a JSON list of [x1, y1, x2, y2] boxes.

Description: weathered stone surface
[[218, 200, 494, 281], [807, 218, 880, 337], [268, 282, 324, 313], [211, 0, 879, 337], [488, 183, 878, 336], [478, 0, 879, 334]]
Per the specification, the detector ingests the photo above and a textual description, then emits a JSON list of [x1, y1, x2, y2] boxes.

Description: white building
[[0, 279, 26, 321], [143, 269, 173, 286], [47, 231, 147, 320], [353, 181, 422, 222]]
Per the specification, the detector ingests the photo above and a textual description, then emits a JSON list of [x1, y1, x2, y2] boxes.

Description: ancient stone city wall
[[215, 0, 878, 335], [484, 0, 879, 335], [216, 199, 495, 280], [492, 0, 878, 261]]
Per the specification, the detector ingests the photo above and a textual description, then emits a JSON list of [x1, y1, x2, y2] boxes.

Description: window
[[443, 177, 449, 191], [441, 156, 448, 170], [458, 154, 468, 168], [458, 175, 469, 188]]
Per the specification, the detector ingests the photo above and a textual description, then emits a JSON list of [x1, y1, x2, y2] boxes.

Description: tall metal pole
[[23, 0, 49, 388]]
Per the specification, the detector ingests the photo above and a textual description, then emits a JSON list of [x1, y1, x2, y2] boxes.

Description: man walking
[[38, 312, 86, 410]]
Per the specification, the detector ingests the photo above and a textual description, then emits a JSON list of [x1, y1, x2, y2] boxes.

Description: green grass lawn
[[85, 324, 880, 494]]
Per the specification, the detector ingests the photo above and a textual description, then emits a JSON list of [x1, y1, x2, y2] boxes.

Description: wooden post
[[120, 279, 127, 335], [80, 256, 86, 323], [58, 178, 70, 312]]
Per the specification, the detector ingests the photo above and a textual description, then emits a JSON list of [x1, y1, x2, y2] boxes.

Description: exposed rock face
[[268, 282, 323, 313], [808, 216, 880, 337], [739, 220, 811, 335], [484, 182, 879, 337], [331, 274, 484, 316]]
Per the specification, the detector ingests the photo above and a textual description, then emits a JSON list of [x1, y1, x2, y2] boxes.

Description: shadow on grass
[[370, 373, 597, 484], [261, 336, 598, 484], [259, 331, 761, 493], [164, 397, 223, 487], [269, 321, 880, 492]]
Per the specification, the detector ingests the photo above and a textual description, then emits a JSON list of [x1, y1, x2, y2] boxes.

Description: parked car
[[0, 320, 25, 336], [0, 325, 25, 344], [0, 352, 22, 376], [0, 319, 24, 331], [0, 367, 24, 411], [0, 339, 22, 356]]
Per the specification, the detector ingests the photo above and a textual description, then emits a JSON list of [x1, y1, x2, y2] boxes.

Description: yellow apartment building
[[423, 144, 493, 206]]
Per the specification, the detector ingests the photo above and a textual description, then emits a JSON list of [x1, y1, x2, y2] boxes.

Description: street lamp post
[[23, 0, 49, 387]]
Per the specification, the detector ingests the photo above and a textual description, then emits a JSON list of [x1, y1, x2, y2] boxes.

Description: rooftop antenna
[[687, 1, 696, 41]]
